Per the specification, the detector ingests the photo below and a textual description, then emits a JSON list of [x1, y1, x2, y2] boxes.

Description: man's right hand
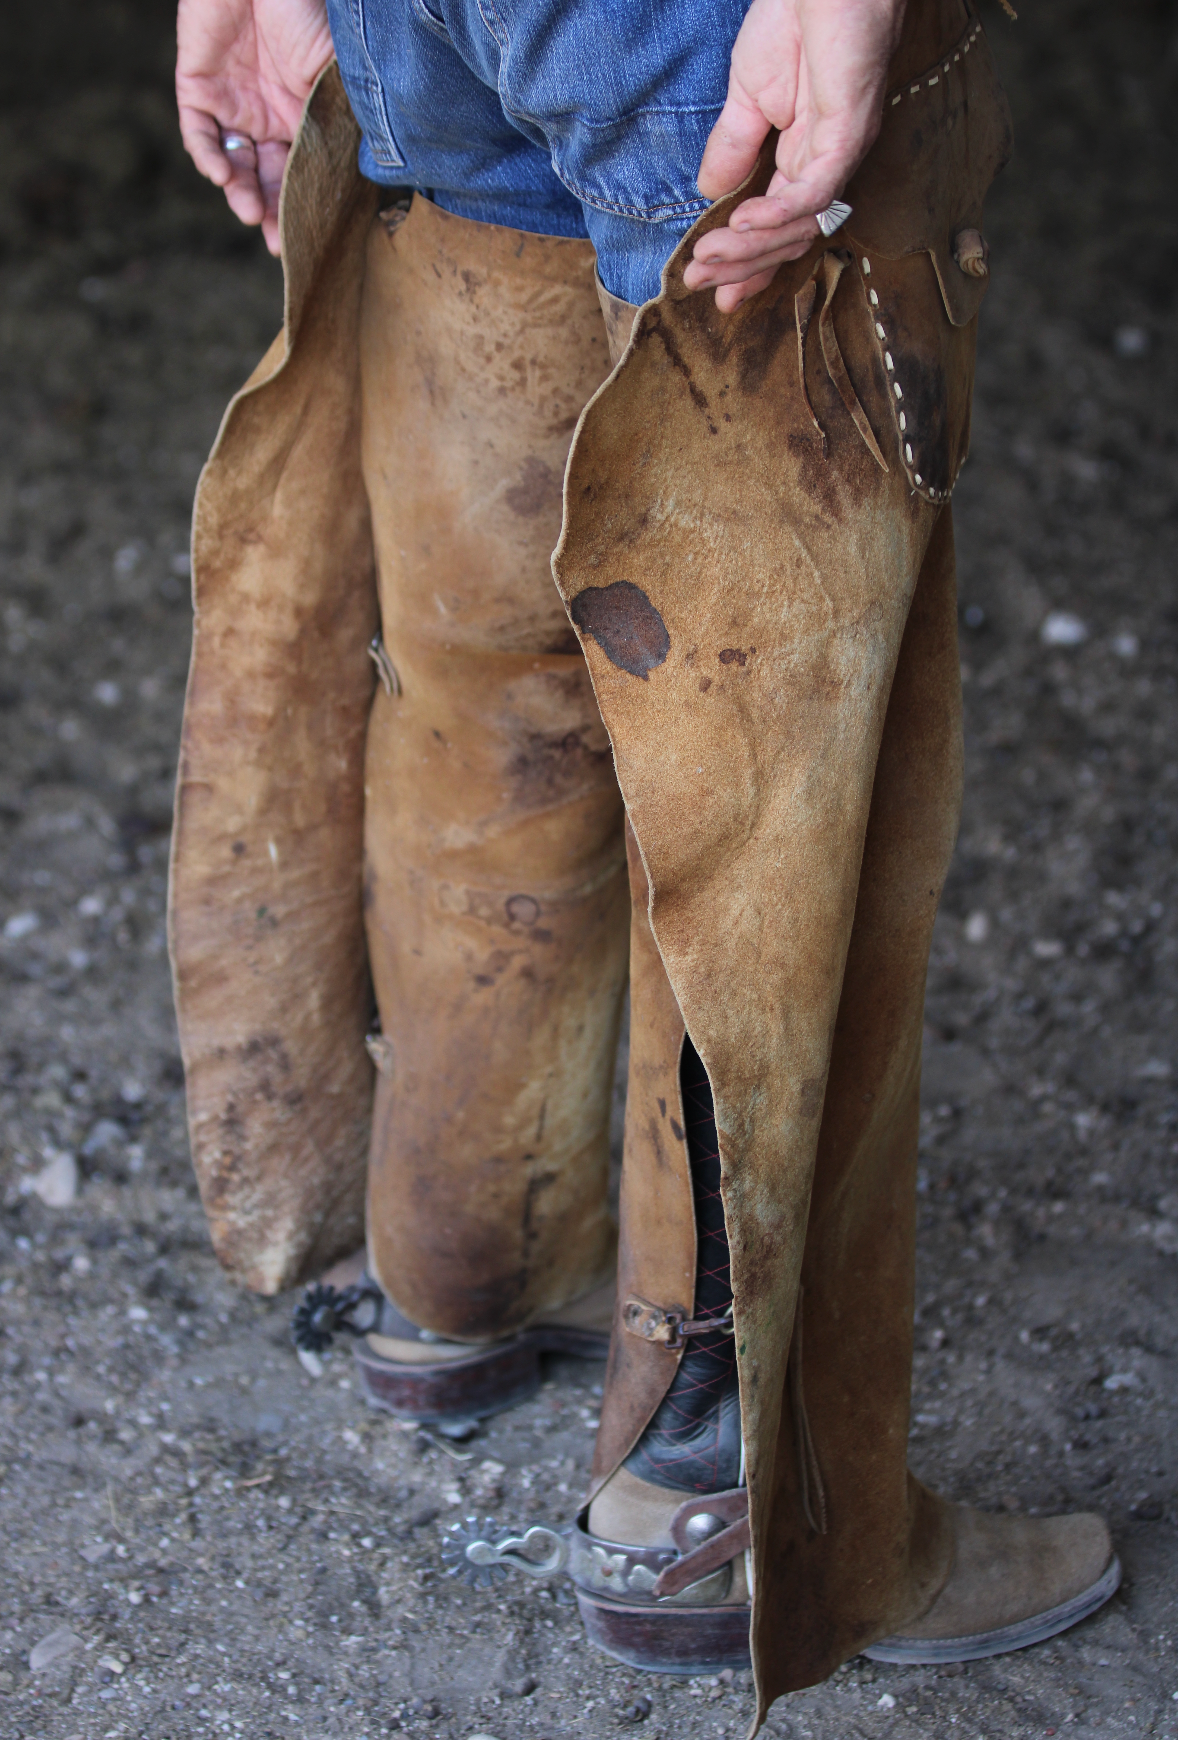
[[176, 0, 335, 255]]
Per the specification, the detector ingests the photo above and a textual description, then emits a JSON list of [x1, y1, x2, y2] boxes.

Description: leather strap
[[654, 1489, 751, 1599], [622, 1296, 734, 1350]]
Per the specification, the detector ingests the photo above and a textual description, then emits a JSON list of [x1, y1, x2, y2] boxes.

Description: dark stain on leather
[[892, 347, 951, 493], [798, 1075, 826, 1120], [506, 894, 540, 926], [735, 296, 796, 397], [570, 581, 670, 679], [505, 455, 562, 518], [646, 310, 718, 432], [506, 722, 615, 804], [543, 625, 582, 655], [719, 648, 749, 668]]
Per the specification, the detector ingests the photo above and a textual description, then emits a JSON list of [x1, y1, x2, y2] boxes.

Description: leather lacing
[[795, 248, 888, 475]]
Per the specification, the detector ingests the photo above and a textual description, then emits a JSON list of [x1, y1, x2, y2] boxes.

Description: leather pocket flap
[[844, 13, 1013, 326]]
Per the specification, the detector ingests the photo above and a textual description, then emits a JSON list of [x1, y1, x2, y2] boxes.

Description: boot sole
[[862, 1552, 1123, 1664], [579, 1551, 1122, 1675], [576, 1590, 751, 1674], [353, 1324, 609, 1425]]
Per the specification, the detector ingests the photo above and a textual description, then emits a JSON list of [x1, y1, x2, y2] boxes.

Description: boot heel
[[353, 1335, 542, 1425], [576, 1590, 751, 1674]]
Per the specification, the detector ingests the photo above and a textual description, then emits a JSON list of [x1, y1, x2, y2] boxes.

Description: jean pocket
[[410, 0, 451, 41], [329, 0, 407, 169], [547, 107, 715, 226]]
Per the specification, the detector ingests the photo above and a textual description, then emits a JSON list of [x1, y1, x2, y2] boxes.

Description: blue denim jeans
[[325, 0, 751, 303]]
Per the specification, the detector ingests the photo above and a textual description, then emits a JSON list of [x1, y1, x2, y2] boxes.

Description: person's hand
[[176, 0, 335, 255], [684, 0, 906, 311]]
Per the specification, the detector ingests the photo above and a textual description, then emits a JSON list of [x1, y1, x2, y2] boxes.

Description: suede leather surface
[[168, 68, 381, 1293], [169, 1, 1013, 1708], [589, 822, 694, 1483], [357, 198, 628, 1338], [553, 1, 1009, 1707], [898, 1505, 1114, 1639]]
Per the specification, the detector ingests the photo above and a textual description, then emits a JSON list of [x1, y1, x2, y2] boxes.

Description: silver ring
[[816, 199, 852, 238], [221, 131, 255, 153]]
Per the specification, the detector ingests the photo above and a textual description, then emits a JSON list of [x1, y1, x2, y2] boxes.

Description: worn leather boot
[[349, 195, 627, 1420]]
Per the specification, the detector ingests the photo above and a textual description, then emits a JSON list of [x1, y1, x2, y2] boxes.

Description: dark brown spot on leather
[[669, 1119, 685, 1142], [570, 582, 670, 679], [735, 295, 795, 396], [718, 648, 748, 667], [231, 840, 246, 857], [647, 310, 717, 431], [657, 1097, 667, 1118], [699, 677, 712, 692], [506, 894, 540, 926], [506, 716, 613, 804], [798, 1076, 826, 1120], [505, 455, 562, 518]]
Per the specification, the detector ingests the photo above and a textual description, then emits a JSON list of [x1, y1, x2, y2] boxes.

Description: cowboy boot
[[559, 9, 1118, 1690], [338, 194, 628, 1423]]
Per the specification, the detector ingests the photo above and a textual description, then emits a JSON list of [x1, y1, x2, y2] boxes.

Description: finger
[[697, 82, 776, 202], [257, 140, 288, 223], [683, 236, 815, 292], [179, 106, 232, 188], [221, 145, 266, 228], [714, 267, 778, 313], [729, 164, 843, 232], [690, 214, 818, 268], [257, 141, 288, 257]]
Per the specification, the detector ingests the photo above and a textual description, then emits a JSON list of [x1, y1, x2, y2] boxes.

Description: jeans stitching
[[409, 0, 453, 44], [550, 162, 708, 222], [446, 0, 711, 222], [351, 0, 406, 166]]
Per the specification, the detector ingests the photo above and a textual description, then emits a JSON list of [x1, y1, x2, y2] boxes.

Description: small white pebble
[[1040, 610, 1088, 648], [877, 1691, 897, 1709], [22, 1151, 78, 1208], [3, 910, 40, 941], [964, 911, 990, 945], [92, 680, 122, 707]]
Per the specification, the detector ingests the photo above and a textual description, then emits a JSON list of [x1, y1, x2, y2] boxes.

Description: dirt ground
[[1, 0, 1176, 1736]]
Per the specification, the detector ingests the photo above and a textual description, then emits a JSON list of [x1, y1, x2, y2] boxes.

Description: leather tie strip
[[795, 248, 889, 474]]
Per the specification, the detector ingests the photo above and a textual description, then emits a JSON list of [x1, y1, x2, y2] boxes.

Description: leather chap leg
[[357, 197, 628, 1341], [556, 1, 1011, 1706]]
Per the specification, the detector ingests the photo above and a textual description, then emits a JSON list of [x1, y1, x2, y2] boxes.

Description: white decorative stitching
[[887, 23, 981, 108], [849, 20, 985, 504], [861, 253, 961, 503]]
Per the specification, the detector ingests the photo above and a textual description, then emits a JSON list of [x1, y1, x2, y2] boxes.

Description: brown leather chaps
[[168, 0, 1011, 1717]]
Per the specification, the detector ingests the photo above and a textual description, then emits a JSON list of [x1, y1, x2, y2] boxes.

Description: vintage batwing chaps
[[169, 0, 1017, 1715]]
